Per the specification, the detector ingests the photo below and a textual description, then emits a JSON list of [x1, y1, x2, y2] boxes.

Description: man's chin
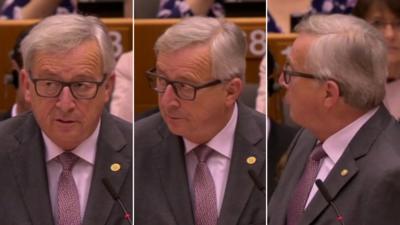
[[53, 138, 81, 151], [46, 130, 83, 150], [166, 123, 187, 136]]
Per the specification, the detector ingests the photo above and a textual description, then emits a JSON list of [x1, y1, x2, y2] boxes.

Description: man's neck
[[313, 106, 371, 142], [185, 103, 236, 144]]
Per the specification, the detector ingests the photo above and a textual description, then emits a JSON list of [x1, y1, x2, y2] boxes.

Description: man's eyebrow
[[154, 68, 199, 84]]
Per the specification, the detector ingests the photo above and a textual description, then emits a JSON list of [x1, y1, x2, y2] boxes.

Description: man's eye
[[43, 81, 59, 87], [73, 82, 93, 90], [175, 82, 189, 88]]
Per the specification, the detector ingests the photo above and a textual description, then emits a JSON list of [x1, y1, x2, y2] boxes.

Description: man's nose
[[159, 84, 180, 106], [55, 86, 76, 111]]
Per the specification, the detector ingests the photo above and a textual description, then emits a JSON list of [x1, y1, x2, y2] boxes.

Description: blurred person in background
[[269, 0, 357, 33], [311, 0, 357, 14], [353, 0, 400, 119], [1, 0, 76, 19], [124, 0, 131, 18], [0, 27, 32, 120], [110, 51, 132, 122], [157, 0, 224, 18]]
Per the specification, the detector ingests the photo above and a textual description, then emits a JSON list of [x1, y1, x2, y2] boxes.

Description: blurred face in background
[[365, 2, 400, 78]]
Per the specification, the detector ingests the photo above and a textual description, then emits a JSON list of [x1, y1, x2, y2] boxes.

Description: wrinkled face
[[156, 44, 239, 143], [279, 34, 325, 128], [365, 3, 400, 76], [22, 40, 114, 150]]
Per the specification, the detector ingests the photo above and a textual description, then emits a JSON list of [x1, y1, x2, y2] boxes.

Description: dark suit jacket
[[269, 106, 400, 225], [0, 110, 132, 225], [0, 109, 12, 121], [268, 120, 298, 200], [135, 103, 266, 225]]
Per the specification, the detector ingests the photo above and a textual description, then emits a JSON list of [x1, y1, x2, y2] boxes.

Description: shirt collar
[[322, 107, 379, 163], [184, 103, 238, 159], [44, 120, 101, 165]]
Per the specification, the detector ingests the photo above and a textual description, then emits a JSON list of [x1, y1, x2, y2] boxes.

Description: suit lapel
[[300, 106, 393, 225], [300, 156, 358, 225], [10, 114, 55, 225], [82, 112, 131, 225], [270, 130, 317, 225], [155, 124, 195, 225], [218, 104, 265, 225]]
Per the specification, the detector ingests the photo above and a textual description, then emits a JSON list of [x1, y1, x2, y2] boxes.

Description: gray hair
[[154, 17, 247, 81], [295, 14, 387, 110], [21, 14, 115, 75]]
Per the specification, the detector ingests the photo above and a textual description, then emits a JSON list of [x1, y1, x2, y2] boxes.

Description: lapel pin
[[110, 163, 121, 172], [246, 156, 256, 165], [340, 169, 349, 176]]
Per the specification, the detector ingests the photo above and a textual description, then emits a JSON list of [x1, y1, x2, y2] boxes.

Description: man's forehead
[[289, 33, 317, 66]]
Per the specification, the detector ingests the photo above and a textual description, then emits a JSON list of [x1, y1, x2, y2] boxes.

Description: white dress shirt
[[44, 121, 100, 223], [305, 107, 378, 208], [184, 103, 238, 215]]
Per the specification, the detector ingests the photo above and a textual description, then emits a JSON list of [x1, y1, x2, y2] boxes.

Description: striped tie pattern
[[193, 145, 218, 225], [57, 152, 81, 225], [286, 144, 326, 225]]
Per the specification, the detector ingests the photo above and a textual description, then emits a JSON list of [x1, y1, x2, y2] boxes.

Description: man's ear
[[323, 80, 341, 108], [224, 77, 243, 106], [20, 69, 32, 103], [104, 73, 115, 103]]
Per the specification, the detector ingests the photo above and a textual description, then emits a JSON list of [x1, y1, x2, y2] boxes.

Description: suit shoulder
[[0, 112, 32, 137], [111, 114, 132, 132], [373, 121, 400, 158], [240, 104, 266, 128], [135, 112, 163, 133]]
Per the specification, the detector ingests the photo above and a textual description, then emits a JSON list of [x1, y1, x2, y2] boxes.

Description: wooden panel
[[134, 18, 266, 115], [0, 18, 132, 112], [267, 33, 297, 123]]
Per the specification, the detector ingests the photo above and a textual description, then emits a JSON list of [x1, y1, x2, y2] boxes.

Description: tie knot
[[311, 144, 326, 161], [194, 145, 213, 163], [58, 152, 79, 171]]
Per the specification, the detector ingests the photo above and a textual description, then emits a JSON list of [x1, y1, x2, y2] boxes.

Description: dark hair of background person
[[352, 0, 400, 18], [267, 50, 279, 97], [10, 27, 33, 88]]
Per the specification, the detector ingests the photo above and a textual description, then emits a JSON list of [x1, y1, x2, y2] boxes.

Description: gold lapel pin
[[340, 169, 349, 177], [246, 156, 256, 165], [110, 163, 121, 172]]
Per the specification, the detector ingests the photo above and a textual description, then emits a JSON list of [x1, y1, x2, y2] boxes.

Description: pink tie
[[193, 145, 218, 225], [286, 144, 326, 225], [57, 152, 81, 225]]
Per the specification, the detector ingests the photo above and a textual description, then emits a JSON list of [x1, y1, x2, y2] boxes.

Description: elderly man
[[0, 14, 132, 225], [269, 14, 400, 225], [135, 17, 266, 225]]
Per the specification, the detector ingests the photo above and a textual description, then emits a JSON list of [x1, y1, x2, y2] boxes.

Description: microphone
[[102, 178, 132, 225], [248, 170, 266, 195], [315, 179, 345, 225]]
